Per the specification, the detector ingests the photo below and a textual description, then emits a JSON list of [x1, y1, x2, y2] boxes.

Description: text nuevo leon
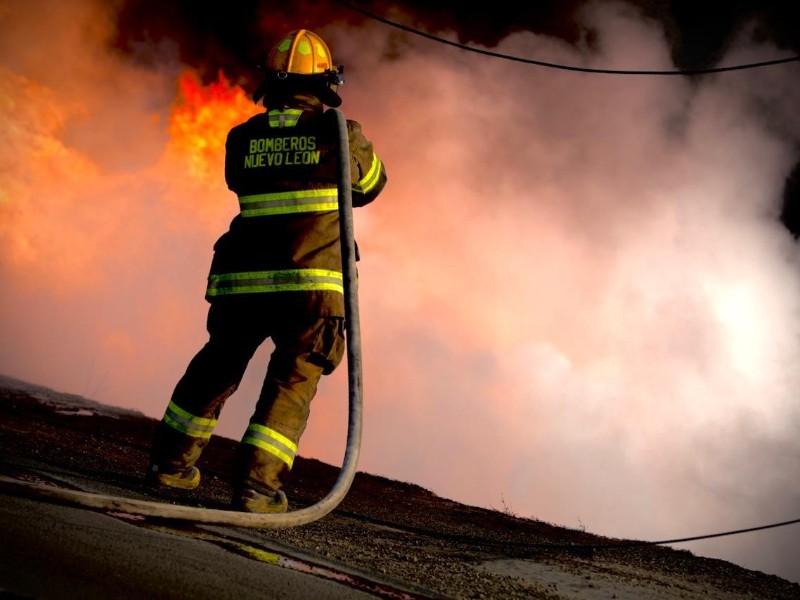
[[244, 135, 321, 168]]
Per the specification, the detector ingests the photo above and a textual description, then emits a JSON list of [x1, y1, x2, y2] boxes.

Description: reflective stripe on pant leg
[[151, 400, 219, 472], [162, 400, 218, 439], [241, 424, 298, 468]]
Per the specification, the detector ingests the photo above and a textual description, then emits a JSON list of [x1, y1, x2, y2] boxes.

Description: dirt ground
[[1, 376, 798, 600]]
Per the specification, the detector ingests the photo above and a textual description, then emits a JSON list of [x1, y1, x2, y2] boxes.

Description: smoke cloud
[[1, 0, 799, 583]]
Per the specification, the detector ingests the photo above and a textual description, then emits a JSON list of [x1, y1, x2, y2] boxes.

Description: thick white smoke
[[308, 0, 800, 581]]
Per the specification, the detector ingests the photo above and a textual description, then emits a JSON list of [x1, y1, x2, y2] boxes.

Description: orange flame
[[167, 69, 261, 183]]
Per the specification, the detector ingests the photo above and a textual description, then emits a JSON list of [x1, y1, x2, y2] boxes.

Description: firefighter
[[147, 29, 387, 513]]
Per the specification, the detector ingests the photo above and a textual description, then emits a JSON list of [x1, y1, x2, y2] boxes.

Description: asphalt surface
[[0, 491, 384, 600]]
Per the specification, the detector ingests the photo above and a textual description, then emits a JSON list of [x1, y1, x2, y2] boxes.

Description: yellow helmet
[[254, 29, 344, 107], [267, 29, 333, 75]]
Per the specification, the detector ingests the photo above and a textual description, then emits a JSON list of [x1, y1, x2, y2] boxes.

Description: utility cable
[[521, 517, 800, 555], [334, 0, 800, 75], [339, 510, 800, 553], [605, 517, 800, 549]]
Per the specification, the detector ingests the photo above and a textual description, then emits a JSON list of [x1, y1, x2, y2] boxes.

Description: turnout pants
[[150, 295, 346, 494]]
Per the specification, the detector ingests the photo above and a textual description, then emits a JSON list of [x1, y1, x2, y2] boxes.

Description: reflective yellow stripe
[[237, 544, 281, 564], [207, 268, 343, 297], [267, 108, 302, 128], [162, 400, 217, 439], [238, 188, 338, 217], [353, 153, 383, 194], [241, 424, 298, 468]]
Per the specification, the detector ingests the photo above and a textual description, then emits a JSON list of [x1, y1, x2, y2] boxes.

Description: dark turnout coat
[[206, 96, 387, 317]]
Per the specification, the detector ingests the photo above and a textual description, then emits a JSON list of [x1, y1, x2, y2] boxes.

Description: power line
[[586, 517, 800, 551], [334, 0, 800, 75], [343, 509, 800, 554], [514, 517, 800, 555]]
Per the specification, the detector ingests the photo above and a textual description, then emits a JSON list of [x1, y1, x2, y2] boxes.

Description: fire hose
[[0, 107, 363, 529]]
